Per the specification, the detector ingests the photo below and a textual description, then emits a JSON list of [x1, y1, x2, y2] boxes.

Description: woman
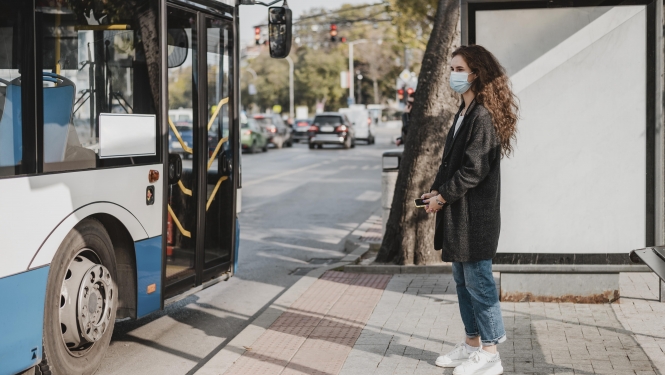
[[422, 45, 518, 375]]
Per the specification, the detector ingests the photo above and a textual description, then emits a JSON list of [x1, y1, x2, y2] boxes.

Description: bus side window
[[0, 2, 31, 177], [37, 0, 159, 173]]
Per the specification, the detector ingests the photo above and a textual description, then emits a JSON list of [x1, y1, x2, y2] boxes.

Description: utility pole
[[348, 39, 367, 105], [285, 55, 294, 121]]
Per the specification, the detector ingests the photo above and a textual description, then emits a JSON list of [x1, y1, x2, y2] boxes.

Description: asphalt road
[[96, 123, 401, 375]]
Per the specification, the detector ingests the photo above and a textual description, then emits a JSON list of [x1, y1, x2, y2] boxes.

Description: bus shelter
[[461, 0, 664, 265]]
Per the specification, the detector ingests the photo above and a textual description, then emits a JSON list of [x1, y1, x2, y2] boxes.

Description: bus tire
[[34, 352, 51, 375], [42, 218, 118, 375]]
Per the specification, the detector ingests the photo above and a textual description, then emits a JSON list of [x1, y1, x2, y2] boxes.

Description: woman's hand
[[423, 194, 445, 213], [421, 191, 438, 200]]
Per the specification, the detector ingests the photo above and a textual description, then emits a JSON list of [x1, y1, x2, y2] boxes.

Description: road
[[96, 124, 401, 375]]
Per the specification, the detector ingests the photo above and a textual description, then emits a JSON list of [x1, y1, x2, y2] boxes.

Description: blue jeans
[[452, 260, 506, 346]]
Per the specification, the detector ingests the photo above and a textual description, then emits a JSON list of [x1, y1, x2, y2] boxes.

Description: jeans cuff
[[481, 334, 507, 346], [465, 332, 480, 339]]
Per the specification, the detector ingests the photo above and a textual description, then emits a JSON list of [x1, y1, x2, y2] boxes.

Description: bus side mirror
[[268, 6, 292, 59]]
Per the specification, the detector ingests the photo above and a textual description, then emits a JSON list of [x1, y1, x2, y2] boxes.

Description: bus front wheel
[[42, 218, 118, 375]]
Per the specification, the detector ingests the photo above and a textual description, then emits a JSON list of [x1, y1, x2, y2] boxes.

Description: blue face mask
[[450, 71, 473, 94]]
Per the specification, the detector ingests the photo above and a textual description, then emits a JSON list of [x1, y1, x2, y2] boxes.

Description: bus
[[0, 0, 291, 374]]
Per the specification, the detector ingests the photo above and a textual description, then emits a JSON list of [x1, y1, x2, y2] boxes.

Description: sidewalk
[[205, 271, 665, 375]]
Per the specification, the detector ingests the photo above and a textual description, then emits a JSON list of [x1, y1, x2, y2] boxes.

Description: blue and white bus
[[0, 0, 291, 374]]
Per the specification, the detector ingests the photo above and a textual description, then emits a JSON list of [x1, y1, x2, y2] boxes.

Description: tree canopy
[[240, 1, 436, 115]]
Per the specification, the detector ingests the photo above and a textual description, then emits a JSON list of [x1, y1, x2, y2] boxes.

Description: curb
[[343, 264, 652, 274], [193, 225, 373, 375]]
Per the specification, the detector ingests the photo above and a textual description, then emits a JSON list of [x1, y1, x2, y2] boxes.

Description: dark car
[[291, 118, 312, 143], [169, 123, 194, 159], [308, 113, 355, 149], [253, 113, 292, 149]]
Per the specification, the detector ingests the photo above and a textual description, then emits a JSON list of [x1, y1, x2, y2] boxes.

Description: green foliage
[[241, 2, 433, 114], [386, 0, 438, 49]]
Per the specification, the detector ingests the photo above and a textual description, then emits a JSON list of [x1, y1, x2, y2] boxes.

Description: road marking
[[355, 190, 381, 202], [243, 159, 336, 187]]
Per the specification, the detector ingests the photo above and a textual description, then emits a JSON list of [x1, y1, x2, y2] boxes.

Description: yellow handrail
[[206, 176, 228, 211], [207, 97, 229, 131], [168, 117, 193, 154], [76, 25, 131, 31], [167, 204, 191, 238], [177, 180, 192, 196], [207, 137, 228, 171]]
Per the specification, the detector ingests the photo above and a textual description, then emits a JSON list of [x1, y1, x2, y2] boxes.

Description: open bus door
[[164, 4, 238, 299]]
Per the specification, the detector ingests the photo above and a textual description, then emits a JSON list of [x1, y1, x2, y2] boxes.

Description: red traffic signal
[[397, 89, 404, 101], [406, 88, 415, 96], [254, 27, 261, 45], [340, 36, 347, 43], [330, 24, 338, 42]]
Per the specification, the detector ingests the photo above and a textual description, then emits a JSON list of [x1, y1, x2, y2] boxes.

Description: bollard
[[381, 150, 403, 235]]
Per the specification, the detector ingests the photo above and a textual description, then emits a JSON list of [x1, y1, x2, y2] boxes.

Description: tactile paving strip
[[224, 271, 391, 375]]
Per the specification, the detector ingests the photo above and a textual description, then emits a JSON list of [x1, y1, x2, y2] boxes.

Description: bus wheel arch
[[93, 213, 138, 320], [43, 218, 118, 375]]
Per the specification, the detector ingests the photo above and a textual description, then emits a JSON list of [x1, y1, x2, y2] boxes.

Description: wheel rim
[[59, 249, 114, 357]]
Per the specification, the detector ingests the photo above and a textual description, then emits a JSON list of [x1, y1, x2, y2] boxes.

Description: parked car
[[241, 118, 269, 153], [292, 118, 312, 143], [168, 108, 194, 159], [308, 113, 355, 149], [253, 113, 292, 148], [339, 107, 375, 144]]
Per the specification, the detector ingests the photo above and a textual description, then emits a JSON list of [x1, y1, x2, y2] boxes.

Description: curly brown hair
[[452, 45, 519, 157]]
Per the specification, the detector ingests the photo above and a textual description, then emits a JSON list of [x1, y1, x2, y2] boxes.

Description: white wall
[[476, 6, 646, 254]]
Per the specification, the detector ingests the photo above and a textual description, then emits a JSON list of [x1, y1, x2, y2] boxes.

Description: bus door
[[165, 4, 235, 298]]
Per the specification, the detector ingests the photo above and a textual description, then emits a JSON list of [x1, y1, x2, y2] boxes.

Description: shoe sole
[[453, 365, 503, 375], [435, 359, 464, 368]]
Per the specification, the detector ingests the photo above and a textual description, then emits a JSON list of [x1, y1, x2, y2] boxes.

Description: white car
[[339, 106, 375, 144]]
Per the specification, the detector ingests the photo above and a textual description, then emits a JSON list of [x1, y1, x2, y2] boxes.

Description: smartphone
[[414, 198, 427, 207]]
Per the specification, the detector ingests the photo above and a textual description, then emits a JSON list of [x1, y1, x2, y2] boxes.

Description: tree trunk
[[376, 0, 461, 265]]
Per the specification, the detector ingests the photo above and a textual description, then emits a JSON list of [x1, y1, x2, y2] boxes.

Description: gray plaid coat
[[430, 100, 502, 262]]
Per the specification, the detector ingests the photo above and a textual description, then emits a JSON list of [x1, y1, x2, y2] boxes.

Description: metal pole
[[349, 43, 354, 104], [348, 39, 368, 105], [245, 67, 258, 81], [286, 55, 294, 121]]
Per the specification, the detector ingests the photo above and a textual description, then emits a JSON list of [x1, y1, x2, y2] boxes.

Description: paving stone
[[222, 271, 665, 375]]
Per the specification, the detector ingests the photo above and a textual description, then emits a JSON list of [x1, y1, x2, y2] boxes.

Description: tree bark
[[376, 0, 461, 265]]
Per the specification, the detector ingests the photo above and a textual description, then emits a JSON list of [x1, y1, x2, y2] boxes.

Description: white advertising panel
[[99, 113, 157, 159], [476, 6, 646, 254]]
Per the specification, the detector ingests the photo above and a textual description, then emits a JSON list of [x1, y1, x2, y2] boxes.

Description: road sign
[[340, 71, 349, 89], [399, 69, 411, 82], [347, 97, 355, 106]]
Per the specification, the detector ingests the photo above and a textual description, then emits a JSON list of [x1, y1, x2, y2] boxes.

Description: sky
[[239, 0, 371, 46]]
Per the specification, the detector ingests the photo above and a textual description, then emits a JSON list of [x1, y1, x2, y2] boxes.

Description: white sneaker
[[453, 350, 503, 375], [435, 343, 479, 368]]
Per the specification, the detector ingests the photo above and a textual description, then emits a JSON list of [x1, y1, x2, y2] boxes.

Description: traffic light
[[406, 88, 414, 96], [397, 88, 404, 101], [254, 27, 261, 45], [330, 24, 338, 42], [340, 36, 347, 43]]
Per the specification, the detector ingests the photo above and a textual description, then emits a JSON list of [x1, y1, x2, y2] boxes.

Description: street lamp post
[[285, 55, 294, 121], [348, 39, 367, 105], [245, 67, 258, 81]]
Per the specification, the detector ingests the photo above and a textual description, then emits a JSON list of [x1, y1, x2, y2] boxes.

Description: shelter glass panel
[[475, 6, 647, 255]]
